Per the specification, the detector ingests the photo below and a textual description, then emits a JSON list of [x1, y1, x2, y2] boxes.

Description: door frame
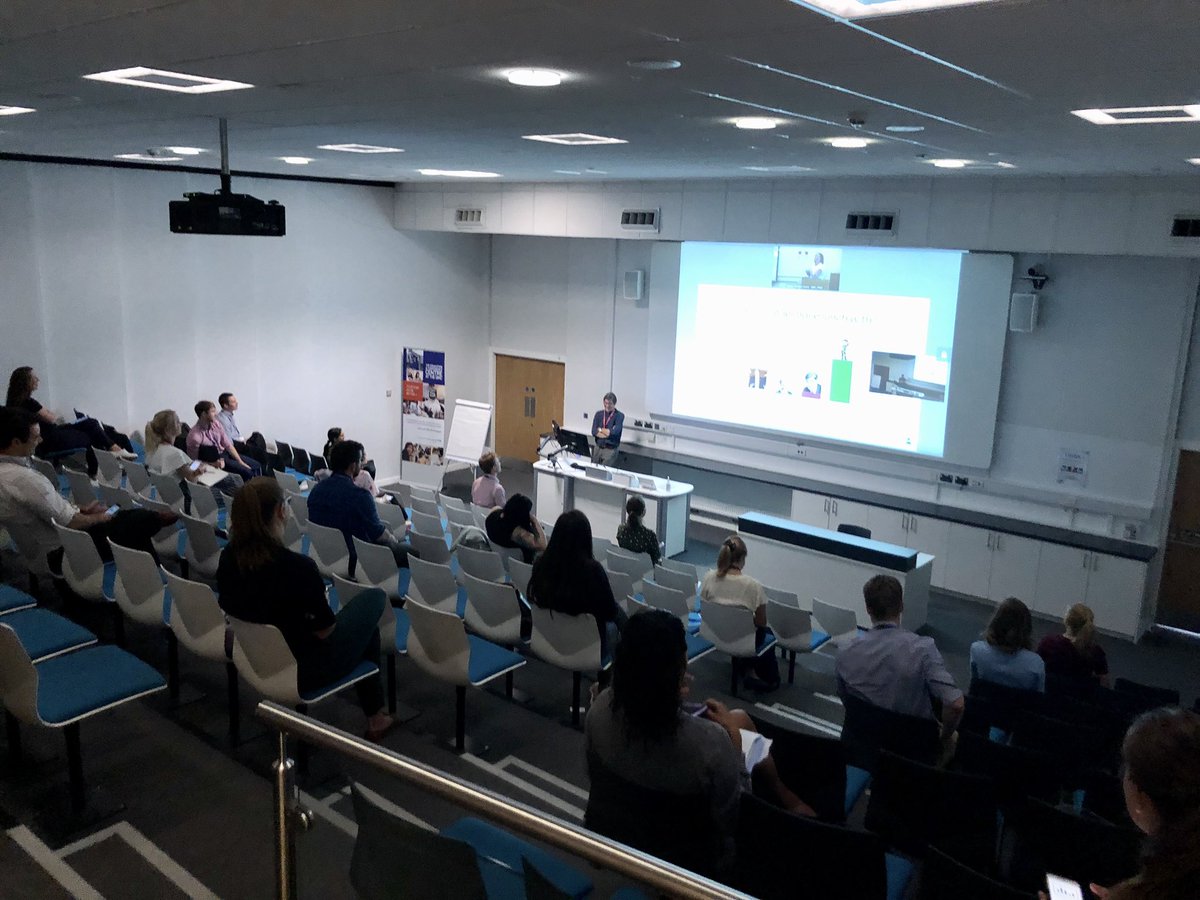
[[490, 347, 566, 454]]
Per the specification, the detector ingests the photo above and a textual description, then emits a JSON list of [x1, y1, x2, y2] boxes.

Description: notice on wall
[[1056, 447, 1089, 487], [402, 347, 446, 466]]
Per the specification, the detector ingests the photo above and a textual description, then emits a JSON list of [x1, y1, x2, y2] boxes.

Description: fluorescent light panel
[[317, 143, 404, 153], [506, 68, 562, 87], [733, 117, 778, 130], [114, 153, 182, 162], [165, 146, 204, 155], [930, 158, 969, 168], [0, 105, 36, 116], [522, 133, 627, 145], [278, 156, 313, 165], [1072, 105, 1200, 125], [796, 0, 995, 18], [828, 136, 869, 148], [417, 169, 500, 178], [742, 165, 813, 172], [1188, 158, 1200, 166], [83, 66, 252, 94]]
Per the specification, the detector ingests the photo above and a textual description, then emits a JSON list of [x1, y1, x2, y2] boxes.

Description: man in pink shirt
[[187, 400, 260, 483], [471, 451, 506, 508]]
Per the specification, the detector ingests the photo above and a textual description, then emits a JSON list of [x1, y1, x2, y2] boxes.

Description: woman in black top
[[6, 366, 133, 473], [485, 493, 547, 564], [216, 477, 394, 740], [616, 495, 661, 566], [527, 509, 626, 650]]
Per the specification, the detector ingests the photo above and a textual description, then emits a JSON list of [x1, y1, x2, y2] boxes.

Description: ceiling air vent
[[845, 211, 896, 232], [620, 208, 660, 232], [454, 207, 484, 227], [1171, 216, 1200, 238]]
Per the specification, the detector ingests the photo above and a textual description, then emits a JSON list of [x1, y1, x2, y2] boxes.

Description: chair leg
[[505, 670, 514, 700], [113, 609, 127, 648], [226, 662, 240, 744], [455, 686, 466, 753], [788, 650, 796, 685], [572, 673, 582, 727], [6, 711, 22, 763], [730, 661, 739, 698], [65, 723, 85, 814], [166, 631, 180, 700], [387, 654, 397, 715]]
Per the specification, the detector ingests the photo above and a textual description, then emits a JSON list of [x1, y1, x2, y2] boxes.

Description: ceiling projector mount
[[169, 117, 286, 236]]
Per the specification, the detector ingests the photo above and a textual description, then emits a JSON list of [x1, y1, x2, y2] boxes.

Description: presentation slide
[[672, 242, 967, 458]]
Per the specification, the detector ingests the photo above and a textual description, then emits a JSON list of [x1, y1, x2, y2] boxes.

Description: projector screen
[[666, 242, 1011, 465]]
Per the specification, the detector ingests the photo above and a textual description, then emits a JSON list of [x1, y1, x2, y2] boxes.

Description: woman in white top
[[700, 535, 780, 692], [145, 410, 217, 483]]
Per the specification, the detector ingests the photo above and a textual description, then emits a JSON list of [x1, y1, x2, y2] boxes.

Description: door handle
[[824, 498, 830, 514], [986, 533, 993, 550], [911, 516, 917, 534], [1091, 554, 1099, 572], [902, 514, 909, 531], [995, 534, 1002, 551], [1082, 552, 1089, 569]]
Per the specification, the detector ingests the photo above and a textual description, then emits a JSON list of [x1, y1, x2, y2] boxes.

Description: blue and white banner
[[402, 347, 446, 466]]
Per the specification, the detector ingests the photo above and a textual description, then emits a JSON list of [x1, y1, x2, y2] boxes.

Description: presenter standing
[[590, 392, 624, 465]]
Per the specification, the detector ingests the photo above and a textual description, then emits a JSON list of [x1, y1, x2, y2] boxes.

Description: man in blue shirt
[[590, 392, 624, 465], [308, 440, 415, 572], [835, 574, 964, 760]]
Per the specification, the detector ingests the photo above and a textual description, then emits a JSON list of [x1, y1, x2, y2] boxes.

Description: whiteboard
[[445, 399, 492, 465]]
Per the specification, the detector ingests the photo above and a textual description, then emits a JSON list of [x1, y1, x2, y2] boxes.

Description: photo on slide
[[869, 351, 947, 402], [774, 246, 842, 291], [799, 369, 823, 399]]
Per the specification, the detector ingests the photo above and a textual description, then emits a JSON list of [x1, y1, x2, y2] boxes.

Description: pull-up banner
[[402, 347, 446, 466]]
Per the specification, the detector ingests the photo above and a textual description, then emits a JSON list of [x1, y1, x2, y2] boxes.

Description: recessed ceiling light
[[930, 158, 969, 168], [0, 105, 36, 116], [1072, 105, 1200, 125], [277, 156, 313, 165], [505, 68, 563, 87], [584, 168, 607, 174], [417, 169, 501, 178], [165, 146, 204, 155], [995, 161, 1017, 169], [317, 143, 404, 153], [827, 137, 870, 149], [885, 125, 925, 133], [733, 117, 777, 130], [797, 0, 995, 20], [741, 165, 814, 172], [522, 133, 627, 145], [626, 58, 682, 70], [83, 66, 253, 94], [114, 153, 182, 162], [1188, 158, 1200, 166], [553, 169, 582, 175]]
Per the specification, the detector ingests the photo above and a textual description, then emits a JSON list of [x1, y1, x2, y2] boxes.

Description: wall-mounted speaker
[[623, 269, 645, 303], [1009, 292, 1039, 333]]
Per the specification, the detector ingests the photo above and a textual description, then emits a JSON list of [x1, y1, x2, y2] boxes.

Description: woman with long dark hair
[[484, 493, 546, 563], [216, 477, 394, 740], [6, 366, 134, 472], [969, 596, 1045, 692], [527, 509, 625, 648], [1089, 708, 1200, 899]]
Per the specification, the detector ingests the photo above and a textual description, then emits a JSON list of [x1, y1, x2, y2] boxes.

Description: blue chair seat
[[57, 474, 72, 496], [441, 817, 593, 900], [809, 629, 832, 652], [755, 629, 777, 657], [3, 609, 96, 661], [686, 611, 702, 634], [884, 852, 916, 900], [0, 585, 38, 614], [393, 606, 410, 654], [685, 632, 715, 663], [101, 561, 117, 600], [466, 636, 525, 686], [299, 659, 378, 704], [455, 584, 468, 618], [35, 644, 166, 725], [845, 765, 872, 815]]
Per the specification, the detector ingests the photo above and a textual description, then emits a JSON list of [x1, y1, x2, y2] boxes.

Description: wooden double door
[[494, 354, 564, 462]]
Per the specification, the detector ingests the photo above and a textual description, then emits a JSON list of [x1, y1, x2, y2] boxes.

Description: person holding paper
[[145, 409, 227, 486], [584, 610, 814, 875], [590, 392, 624, 465]]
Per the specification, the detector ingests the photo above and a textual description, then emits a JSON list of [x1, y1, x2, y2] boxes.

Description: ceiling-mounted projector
[[169, 117, 285, 236], [170, 191, 285, 236]]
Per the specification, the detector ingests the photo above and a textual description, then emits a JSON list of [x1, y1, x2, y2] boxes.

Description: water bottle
[[665, 474, 671, 491]]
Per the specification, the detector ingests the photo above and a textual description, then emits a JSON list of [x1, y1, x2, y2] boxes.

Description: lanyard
[[601, 410, 614, 430]]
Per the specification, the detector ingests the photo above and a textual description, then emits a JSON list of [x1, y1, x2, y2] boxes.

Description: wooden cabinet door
[[1033, 542, 1091, 618], [1085, 554, 1147, 638], [987, 533, 1041, 605], [494, 355, 564, 462]]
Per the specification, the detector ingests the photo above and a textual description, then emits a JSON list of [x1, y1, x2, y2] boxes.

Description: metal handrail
[[256, 701, 751, 900]]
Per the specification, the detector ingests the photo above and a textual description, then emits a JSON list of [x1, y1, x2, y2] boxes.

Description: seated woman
[[527, 509, 626, 651], [324, 426, 376, 479], [585, 609, 813, 876], [970, 596, 1045, 692], [615, 495, 661, 566], [144, 409, 228, 489], [313, 428, 395, 505], [216, 478, 394, 740], [6, 366, 135, 472], [485, 493, 546, 564], [1037, 603, 1110, 688], [700, 535, 780, 692], [1087, 708, 1200, 899], [471, 451, 506, 509]]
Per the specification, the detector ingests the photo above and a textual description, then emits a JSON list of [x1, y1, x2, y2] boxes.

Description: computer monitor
[[556, 428, 592, 457]]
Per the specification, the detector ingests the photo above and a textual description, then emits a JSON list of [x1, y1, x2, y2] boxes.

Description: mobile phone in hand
[[682, 702, 708, 717], [189, 460, 202, 471], [104, 504, 121, 516], [1046, 874, 1085, 900]]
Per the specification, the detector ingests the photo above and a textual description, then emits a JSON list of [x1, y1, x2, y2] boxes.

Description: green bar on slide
[[830, 359, 852, 403]]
